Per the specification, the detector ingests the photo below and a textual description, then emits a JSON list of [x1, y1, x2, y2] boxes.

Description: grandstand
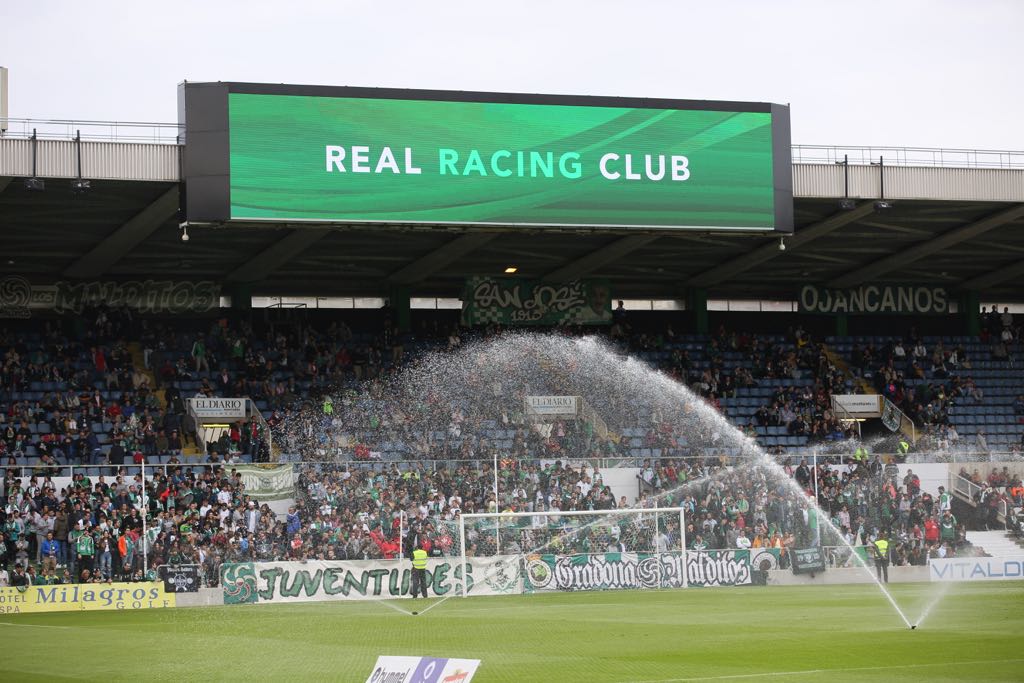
[[1, 82, 1023, 683]]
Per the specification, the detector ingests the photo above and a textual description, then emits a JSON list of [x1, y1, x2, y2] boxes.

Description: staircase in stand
[[128, 342, 202, 458], [965, 530, 1024, 557], [822, 343, 919, 444]]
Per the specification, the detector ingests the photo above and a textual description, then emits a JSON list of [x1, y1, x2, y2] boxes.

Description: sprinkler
[[910, 625, 916, 630], [412, 611, 419, 616]]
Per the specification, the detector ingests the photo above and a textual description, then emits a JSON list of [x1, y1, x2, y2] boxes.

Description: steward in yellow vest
[[872, 535, 890, 583]]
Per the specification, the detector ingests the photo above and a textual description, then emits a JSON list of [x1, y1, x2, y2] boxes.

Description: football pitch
[[1, 583, 1021, 682]]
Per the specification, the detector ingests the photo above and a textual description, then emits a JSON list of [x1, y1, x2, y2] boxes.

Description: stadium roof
[[1, 132, 1023, 301]]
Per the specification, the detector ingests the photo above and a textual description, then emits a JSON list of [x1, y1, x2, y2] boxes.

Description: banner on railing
[[881, 400, 903, 432], [234, 465, 297, 501], [525, 396, 579, 416], [790, 547, 827, 575], [188, 397, 247, 420], [929, 556, 1024, 582], [0, 582, 175, 614], [221, 556, 521, 605], [831, 394, 881, 418], [460, 277, 611, 326], [160, 565, 200, 593], [523, 551, 752, 591]]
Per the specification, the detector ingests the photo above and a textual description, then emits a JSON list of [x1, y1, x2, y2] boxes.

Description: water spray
[[280, 333, 932, 628]]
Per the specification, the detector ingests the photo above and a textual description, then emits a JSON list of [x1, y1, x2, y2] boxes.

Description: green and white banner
[[221, 557, 521, 605], [234, 465, 296, 502], [461, 278, 612, 326], [220, 551, 759, 605], [523, 551, 753, 591]]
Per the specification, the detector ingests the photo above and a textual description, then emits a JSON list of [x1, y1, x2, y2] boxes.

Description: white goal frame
[[458, 507, 689, 597]]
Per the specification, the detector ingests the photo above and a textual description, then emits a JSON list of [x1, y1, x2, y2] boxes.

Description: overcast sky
[[3, 0, 1021, 149]]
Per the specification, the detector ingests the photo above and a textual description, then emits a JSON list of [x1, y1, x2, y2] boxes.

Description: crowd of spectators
[[6, 445, 1017, 588], [2, 307, 1023, 590], [846, 316, 1023, 454]]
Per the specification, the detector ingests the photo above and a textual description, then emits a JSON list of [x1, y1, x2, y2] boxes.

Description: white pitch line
[[624, 657, 1024, 682], [0, 622, 72, 629]]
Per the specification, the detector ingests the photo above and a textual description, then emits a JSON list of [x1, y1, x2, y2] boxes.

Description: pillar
[[228, 284, 251, 311], [961, 291, 980, 336], [835, 313, 848, 338], [688, 288, 708, 334], [389, 286, 411, 333]]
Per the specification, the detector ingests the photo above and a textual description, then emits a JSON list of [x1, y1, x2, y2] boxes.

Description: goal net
[[447, 507, 698, 596]]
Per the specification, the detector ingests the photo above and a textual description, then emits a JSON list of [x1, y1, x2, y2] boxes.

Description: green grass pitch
[[1, 583, 1022, 681]]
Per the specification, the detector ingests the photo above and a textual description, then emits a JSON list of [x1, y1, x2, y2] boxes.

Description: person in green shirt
[[68, 522, 85, 575], [939, 511, 957, 546], [76, 526, 96, 574], [3, 515, 22, 545]]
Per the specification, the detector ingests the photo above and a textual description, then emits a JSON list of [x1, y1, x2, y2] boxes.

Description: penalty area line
[[0, 622, 73, 629], [624, 657, 1024, 682]]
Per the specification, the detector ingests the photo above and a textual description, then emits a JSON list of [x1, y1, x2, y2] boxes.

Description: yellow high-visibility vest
[[412, 548, 428, 569]]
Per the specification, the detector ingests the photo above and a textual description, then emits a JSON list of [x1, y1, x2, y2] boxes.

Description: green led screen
[[227, 91, 785, 230]]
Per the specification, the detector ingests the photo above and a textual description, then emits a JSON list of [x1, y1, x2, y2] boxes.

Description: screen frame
[[179, 81, 793, 233]]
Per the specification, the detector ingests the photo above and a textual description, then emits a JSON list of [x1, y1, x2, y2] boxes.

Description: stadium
[[2, 9, 1024, 682]]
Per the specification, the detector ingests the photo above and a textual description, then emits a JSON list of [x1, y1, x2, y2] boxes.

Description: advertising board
[[0, 582, 175, 614], [929, 556, 1024, 582]]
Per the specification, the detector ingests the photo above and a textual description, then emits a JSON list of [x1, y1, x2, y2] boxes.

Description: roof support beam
[[63, 186, 179, 279], [827, 203, 1024, 288], [687, 202, 876, 287], [226, 229, 329, 283], [960, 258, 1024, 291], [388, 232, 498, 284], [543, 235, 659, 282]]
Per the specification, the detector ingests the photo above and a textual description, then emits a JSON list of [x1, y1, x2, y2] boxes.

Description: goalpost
[[456, 507, 689, 597]]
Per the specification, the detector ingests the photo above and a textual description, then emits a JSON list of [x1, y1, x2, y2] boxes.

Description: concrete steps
[[966, 530, 1024, 557], [127, 342, 165, 409]]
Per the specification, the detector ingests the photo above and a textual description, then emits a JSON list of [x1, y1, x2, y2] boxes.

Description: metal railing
[[3, 119, 1023, 169], [1, 450, 1018, 481], [791, 144, 1024, 169], [0, 463, 172, 480], [950, 472, 1010, 523], [905, 449, 1024, 464], [0, 117, 182, 144], [284, 450, 1022, 468]]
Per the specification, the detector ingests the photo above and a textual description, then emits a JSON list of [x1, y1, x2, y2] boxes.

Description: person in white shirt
[[736, 531, 752, 549], [576, 476, 592, 498], [245, 502, 260, 534]]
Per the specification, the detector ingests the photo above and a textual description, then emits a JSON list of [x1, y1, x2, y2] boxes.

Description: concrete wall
[[767, 565, 929, 585], [599, 467, 642, 504], [174, 587, 224, 608]]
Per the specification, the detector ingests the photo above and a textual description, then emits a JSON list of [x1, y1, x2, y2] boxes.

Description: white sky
[[3, 0, 1022, 149]]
